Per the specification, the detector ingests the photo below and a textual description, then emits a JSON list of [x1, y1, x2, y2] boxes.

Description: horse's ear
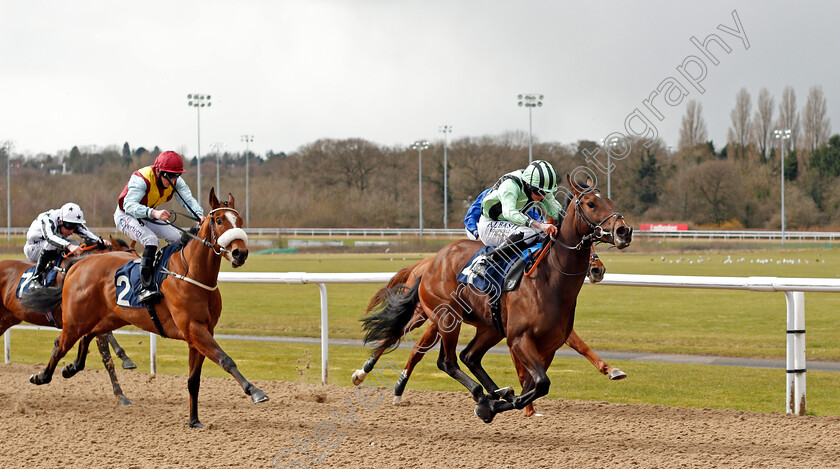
[[585, 176, 594, 187], [567, 174, 583, 197], [227, 192, 235, 208], [209, 187, 219, 208]]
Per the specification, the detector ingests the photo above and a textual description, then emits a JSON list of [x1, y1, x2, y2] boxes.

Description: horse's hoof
[[29, 374, 47, 385], [189, 420, 205, 429], [121, 359, 137, 370], [118, 397, 133, 406], [393, 395, 402, 405], [250, 388, 269, 404], [474, 404, 496, 424], [608, 369, 627, 380], [61, 365, 76, 379], [351, 369, 367, 386]]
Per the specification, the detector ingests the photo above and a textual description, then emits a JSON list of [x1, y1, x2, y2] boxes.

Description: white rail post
[[784, 291, 806, 415], [150, 332, 157, 375], [4, 330, 9, 364], [318, 283, 329, 386]]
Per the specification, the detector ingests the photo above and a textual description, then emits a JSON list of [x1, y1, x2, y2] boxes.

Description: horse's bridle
[[160, 206, 245, 291], [552, 189, 625, 251], [545, 190, 625, 276], [205, 206, 241, 256]]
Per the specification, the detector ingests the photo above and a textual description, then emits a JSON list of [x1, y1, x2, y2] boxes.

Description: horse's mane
[[179, 226, 200, 247]]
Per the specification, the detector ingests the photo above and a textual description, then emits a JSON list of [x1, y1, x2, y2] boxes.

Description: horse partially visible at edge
[[0, 236, 137, 405]]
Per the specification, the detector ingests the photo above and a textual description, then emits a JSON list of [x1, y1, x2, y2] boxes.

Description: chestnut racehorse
[[362, 176, 632, 422], [22, 189, 267, 428], [0, 237, 137, 405], [352, 252, 625, 416]]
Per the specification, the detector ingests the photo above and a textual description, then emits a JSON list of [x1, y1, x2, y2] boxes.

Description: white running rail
[[7, 271, 838, 416]]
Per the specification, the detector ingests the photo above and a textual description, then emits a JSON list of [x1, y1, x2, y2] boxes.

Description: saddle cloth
[[16, 265, 60, 298], [456, 243, 543, 299], [114, 243, 181, 308]]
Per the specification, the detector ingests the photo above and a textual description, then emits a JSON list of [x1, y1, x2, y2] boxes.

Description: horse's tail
[[364, 264, 417, 315], [20, 286, 63, 313], [361, 276, 423, 355]]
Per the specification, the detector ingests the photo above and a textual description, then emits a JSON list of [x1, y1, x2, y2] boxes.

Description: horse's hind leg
[[106, 332, 137, 370], [392, 320, 441, 404], [353, 308, 429, 387], [187, 345, 207, 428], [30, 330, 81, 385], [95, 335, 132, 405], [62, 333, 95, 379]]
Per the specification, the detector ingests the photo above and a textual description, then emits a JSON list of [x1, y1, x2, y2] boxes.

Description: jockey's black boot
[[137, 245, 160, 304], [472, 232, 532, 278], [31, 249, 60, 288]]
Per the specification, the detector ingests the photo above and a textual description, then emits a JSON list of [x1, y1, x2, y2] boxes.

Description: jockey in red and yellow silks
[[114, 150, 204, 303]]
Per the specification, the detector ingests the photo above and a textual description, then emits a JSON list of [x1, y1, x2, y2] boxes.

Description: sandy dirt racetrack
[[1, 363, 839, 468]]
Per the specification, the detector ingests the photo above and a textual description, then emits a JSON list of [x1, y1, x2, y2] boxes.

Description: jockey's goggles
[[62, 222, 80, 230], [160, 171, 180, 181], [530, 186, 548, 197]]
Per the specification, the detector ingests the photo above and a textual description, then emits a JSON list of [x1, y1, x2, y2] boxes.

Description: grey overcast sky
[[1, 1, 836, 159]]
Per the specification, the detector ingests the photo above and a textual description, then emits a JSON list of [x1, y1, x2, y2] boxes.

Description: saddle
[[114, 244, 182, 338], [457, 242, 545, 337]]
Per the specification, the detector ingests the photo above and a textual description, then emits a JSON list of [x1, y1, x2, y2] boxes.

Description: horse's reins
[[156, 206, 242, 291]]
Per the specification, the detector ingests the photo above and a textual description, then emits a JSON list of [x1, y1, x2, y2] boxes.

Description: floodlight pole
[[439, 125, 452, 228], [775, 129, 791, 246], [1, 140, 13, 242], [211, 142, 226, 195], [187, 93, 212, 200], [410, 140, 430, 239], [241, 135, 254, 228], [517, 94, 543, 164]]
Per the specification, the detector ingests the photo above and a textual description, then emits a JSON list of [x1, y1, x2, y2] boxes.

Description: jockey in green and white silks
[[472, 160, 562, 278]]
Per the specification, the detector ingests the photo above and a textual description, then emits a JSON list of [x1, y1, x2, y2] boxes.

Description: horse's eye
[[587, 201, 595, 209], [215, 218, 222, 226]]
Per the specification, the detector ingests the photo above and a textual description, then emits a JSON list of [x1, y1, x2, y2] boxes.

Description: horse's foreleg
[[187, 346, 206, 428], [62, 333, 95, 379], [511, 353, 538, 417], [106, 333, 137, 370], [187, 322, 269, 405], [459, 328, 505, 400], [30, 332, 78, 385], [95, 335, 132, 405], [566, 329, 626, 380], [392, 320, 440, 404]]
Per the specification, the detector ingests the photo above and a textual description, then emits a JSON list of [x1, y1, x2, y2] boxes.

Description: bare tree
[[802, 85, 831, 155], [776, 86, 801, 168], [727, 88, 752, 159], [678, 100, 708, 152], [752, 87, 774, 162]]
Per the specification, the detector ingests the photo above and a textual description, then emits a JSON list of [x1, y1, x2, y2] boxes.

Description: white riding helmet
[[59, 202, 86, 225]]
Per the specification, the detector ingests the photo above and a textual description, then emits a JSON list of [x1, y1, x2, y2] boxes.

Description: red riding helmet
[[154, 151, 186, 173]]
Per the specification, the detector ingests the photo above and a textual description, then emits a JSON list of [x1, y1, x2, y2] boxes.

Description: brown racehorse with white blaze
[[22, 189, 267, 428], [362, 175, 632, 422]]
